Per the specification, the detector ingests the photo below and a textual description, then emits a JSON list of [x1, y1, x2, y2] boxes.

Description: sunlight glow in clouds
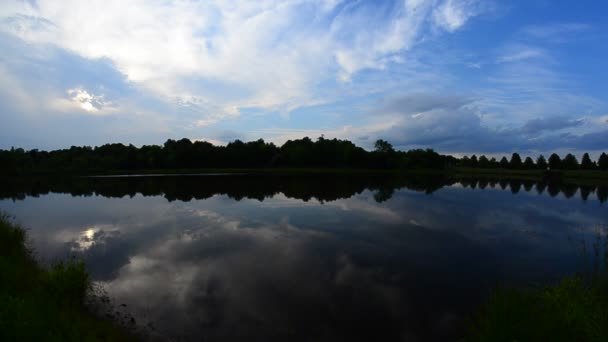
[[68, 88, 103, 113]]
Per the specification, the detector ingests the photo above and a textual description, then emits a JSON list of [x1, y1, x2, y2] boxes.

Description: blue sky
[[1, 0, 607, 156]]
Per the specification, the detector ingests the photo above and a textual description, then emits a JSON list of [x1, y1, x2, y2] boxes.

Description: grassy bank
[[0, 214, 132, 341], [83, 167, 449, 176], [92, 167, 608, 184], [468, 234, 608, 342]]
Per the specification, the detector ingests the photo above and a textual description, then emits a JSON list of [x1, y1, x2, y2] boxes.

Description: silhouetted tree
[[548, 153, 561, 170], [374, 139, 394, 153], [562, 153, 579, 170], [470, 155, 478, 167], [536, 155, 548, 170], [499, 156, 509, 168], [509, 153, 522, 169], [598, 153, 608, 171], [478, 155, 490, 168], [580, 153, 594, 170], [523, 157, 535, 169], [462, 156, 470, 166]]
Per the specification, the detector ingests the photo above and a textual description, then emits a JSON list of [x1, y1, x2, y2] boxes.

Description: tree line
[[0, 137, 606, 175], [0, 137, 446, 175], [458, 152, 608, 171]]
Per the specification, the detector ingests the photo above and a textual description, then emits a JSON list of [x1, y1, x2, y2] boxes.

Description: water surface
[[1, 175, 606, 341]]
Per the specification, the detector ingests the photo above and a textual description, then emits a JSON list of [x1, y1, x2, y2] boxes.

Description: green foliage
[[469, 232, 608, 342], [523, 156, 535, 169], [0, 214, 131, 341], [468, 277, 608, 342]]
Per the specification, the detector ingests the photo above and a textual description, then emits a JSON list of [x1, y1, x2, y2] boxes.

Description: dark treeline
[[0, 138, 446, 175], [1, 137, 607, 175], [1, 174, 605, 204], [458, 152, 608, 171]]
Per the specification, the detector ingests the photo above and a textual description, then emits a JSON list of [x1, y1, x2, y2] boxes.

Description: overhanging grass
[[468, 277, 608, 342], [0, 213, 132, 341], [468, 233, 608, 342]]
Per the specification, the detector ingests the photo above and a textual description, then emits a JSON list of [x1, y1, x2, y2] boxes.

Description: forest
[[0, 137, 607, 175]]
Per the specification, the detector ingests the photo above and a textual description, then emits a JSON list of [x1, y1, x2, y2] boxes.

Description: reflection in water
[[0, 174, 606, 341], [1, 174, 607, 203]]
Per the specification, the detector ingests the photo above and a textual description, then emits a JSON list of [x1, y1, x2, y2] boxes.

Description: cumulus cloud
[[366, 93, 608, 154], [0, 0, 483, 115]]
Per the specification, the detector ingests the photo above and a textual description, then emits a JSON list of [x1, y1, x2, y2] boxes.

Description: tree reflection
[[0, 174, 606, 203]]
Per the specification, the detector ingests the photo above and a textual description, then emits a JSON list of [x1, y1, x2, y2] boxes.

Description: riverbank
[[3, 166, 608, 185], [0, 214, 133, 341], [468, 233, 608, 342], [90, 167, 608, 185]]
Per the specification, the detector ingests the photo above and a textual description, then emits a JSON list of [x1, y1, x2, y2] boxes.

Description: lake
[[1, 174, 606, 341]]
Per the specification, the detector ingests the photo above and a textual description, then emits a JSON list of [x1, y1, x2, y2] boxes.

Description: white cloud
[[0, 0, 483, 120], [521, 23, 591, 40], [48, 87, 116, 115], [433, 0, 481, 32], [496, 47, 546, 64]]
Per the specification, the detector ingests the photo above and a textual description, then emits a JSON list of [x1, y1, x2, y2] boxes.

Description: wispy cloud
[[520, 23, 591, 41], [496, 46, 546, 64], [0, 0, 483, 117]]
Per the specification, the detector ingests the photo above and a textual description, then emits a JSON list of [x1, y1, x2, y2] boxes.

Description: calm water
[[1, 174, 607, 341]]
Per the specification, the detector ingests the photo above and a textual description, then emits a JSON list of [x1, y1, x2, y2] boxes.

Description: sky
[[1, 0, 607, 156]]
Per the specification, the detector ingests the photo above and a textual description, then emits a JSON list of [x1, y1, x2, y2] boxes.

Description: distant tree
[[548, 153, 561, 169], [499, 156, 509, 168], [461, 156, 470, 167], [599, 152, 608, 171], [580, 153, 594, 170], [536, 155, 548, 169], [523, 157, 535, 169], [509, 153, 522, 169], [478, 155, 489, 168], [374, 139, 394, 153], [562, 153, 579, 170], [489, 157, 498, 168], [470, 155, 479, 167]]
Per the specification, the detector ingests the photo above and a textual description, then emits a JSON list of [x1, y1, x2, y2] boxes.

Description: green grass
[[468, 233, 608, 342], [468, 277, 608, 342], [0, 213, 133, 341]]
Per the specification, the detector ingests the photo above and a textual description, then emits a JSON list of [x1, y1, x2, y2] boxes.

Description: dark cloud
[[521, 116, 584, 135], [378, 93, 607, 154], [382, 94, 474, 114]]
